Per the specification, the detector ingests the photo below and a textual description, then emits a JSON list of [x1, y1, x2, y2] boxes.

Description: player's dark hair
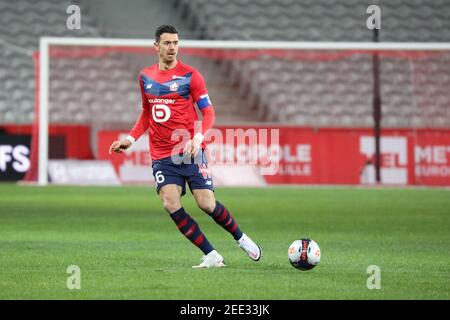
[[155, 25, 178, 43]]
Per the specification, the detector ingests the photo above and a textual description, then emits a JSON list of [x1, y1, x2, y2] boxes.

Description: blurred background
[[1, 0, 449, 186]]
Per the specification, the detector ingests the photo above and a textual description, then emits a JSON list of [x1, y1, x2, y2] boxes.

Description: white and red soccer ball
[[288, 238, 321, 270]]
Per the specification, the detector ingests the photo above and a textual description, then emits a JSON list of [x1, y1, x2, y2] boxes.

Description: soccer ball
[[288, 238, 321, 270]]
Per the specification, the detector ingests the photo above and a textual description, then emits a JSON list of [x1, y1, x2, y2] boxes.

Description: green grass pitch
[[0, 184, 449, 299]]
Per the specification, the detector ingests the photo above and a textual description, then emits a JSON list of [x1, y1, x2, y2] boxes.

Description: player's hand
[[109, 139, 132, 154], [183, 138, 202, 157]]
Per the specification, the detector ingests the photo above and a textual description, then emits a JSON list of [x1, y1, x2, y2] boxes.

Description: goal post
[[36, 37, 450, 186]]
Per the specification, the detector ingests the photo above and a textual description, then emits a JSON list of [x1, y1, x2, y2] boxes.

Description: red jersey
[[128, 60, 214, 160]]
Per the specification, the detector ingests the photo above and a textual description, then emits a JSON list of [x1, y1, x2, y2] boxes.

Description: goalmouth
[[37, 37, 450, 185]]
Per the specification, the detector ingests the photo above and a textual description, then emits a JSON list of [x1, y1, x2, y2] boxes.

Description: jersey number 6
[[155, 171, 165, 184]]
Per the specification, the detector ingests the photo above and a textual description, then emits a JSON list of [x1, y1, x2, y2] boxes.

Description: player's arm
[[194, 100, 215, 142], [109, 78, 150, 154], [184, 71, 215, 156]]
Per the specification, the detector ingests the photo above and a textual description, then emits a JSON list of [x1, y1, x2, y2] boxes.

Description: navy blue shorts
[[151, 150, 214, 196]]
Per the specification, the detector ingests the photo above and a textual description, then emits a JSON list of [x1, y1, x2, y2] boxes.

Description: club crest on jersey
[[169, 82, 179, 92]]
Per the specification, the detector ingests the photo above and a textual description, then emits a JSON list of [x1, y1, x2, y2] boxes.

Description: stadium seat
[[1, 0, 450, 129]]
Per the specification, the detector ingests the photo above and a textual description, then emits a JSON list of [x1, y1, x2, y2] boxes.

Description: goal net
[[28, 39, 450, 186]]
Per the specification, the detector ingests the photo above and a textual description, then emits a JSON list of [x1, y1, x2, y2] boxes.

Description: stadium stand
[[0, 0, 255, 127], [180, 0, 450, 127], [0, 0, 450, 129], [180, 0, 450, 42], [0, 0, 99, 124]]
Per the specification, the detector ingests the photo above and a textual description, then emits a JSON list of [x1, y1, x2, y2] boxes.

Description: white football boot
[[192, 250, 226, 268], [237, 233, 262, 261]]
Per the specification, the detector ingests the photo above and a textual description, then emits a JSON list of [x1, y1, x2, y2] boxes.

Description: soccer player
[[109, 25, 262, 268]]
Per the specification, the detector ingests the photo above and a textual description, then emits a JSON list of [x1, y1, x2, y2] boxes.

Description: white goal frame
[[38, 37, 450, 185]]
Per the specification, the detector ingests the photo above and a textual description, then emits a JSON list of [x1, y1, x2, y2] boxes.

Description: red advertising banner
[[97, 127, 450, 186], [97, 131, 153, 183], [414, 130, 450, 186]]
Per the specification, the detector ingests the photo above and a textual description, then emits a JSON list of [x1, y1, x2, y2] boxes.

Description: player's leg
[[153, 155, 225, 268], [158, 184, 225, 268], [192, 189, 242, 240], [191, 188, 262, 261], [186, 149, 262, 262], [159, 184, 213, 255]]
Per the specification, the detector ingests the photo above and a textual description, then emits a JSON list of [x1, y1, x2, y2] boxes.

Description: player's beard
[[161, 51, 177, 65]]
